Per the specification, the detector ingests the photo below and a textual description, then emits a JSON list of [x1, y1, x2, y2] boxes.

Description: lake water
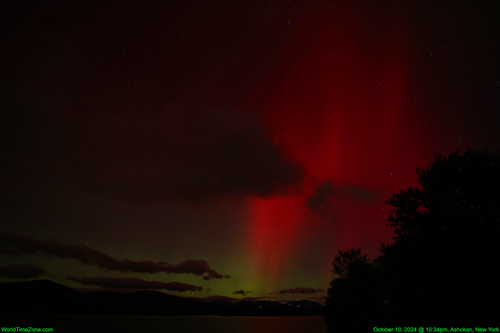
[[1, 315, 328, 333]]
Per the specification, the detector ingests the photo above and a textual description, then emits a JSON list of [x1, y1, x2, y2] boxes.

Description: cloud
[[2, 1, 308, 206], [202, 269, 231, 280], [305, 179, 379, 218], [5, 97, 305, 204], [0, 233, 229, 280], [0, 264, 45, 279], [233, 289, 251, 296], [278, 287, 323, 294], [67, 276, 203, 292], [0, 245, 23, 256]]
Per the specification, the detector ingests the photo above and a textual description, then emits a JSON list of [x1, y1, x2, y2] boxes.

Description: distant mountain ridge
[[0, 280, 324, 316]]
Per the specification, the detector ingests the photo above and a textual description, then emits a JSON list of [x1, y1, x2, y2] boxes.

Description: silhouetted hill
[[221, 299, 324, 316], [0, 279, 80, 314], [286, 300, 324, 308], [210, 299, 234, 307], [77, 289, 223, 315], [0, 280, 324, 316]]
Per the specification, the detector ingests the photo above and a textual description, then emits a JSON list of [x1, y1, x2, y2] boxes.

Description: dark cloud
[[233, 289, 251, 296], [202, 269, 231, 281], [278, 287, 323, 294], [0, 245, 23, 256], [1, 0, 306, 205], [67, 276, 203, 292], [69, 110, 304, 204], [4, 89, 304, 205], [0, 233, 229, 280], [305, 179, 379, 218], [0, 264, 45, 279]]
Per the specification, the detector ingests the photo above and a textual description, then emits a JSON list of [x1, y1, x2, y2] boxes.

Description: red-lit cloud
[[278, 288, 323, 294], [2, 1, 309, 207], [0, 233, 229, 279], [0, 264, 45, 279], [6, 103, 305, 205], [305, 179, 379, 218], [71, 110, 304, 203], [67, 276, 203, 292]]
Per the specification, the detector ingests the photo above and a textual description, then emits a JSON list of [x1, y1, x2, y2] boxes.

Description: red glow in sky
[[1, 0, 499, 303], [246, 2, 431, 289]]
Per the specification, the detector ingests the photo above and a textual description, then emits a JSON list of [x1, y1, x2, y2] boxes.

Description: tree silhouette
[[330, 248, 368, 279], [380, 149, 500, 325], [325, 248, 384, 332], [325, 149, 500, 328], [386, 149, 500, 240]]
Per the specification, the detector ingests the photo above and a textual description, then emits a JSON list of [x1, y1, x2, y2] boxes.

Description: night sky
[[1, 1, 499, 303]]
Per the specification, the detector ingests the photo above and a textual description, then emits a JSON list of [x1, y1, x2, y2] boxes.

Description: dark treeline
[[325, 150, 500, 331]]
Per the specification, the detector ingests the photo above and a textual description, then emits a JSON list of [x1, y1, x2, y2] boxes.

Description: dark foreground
[[0, 280, 324, 316], [0, 315, 328, 333]]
